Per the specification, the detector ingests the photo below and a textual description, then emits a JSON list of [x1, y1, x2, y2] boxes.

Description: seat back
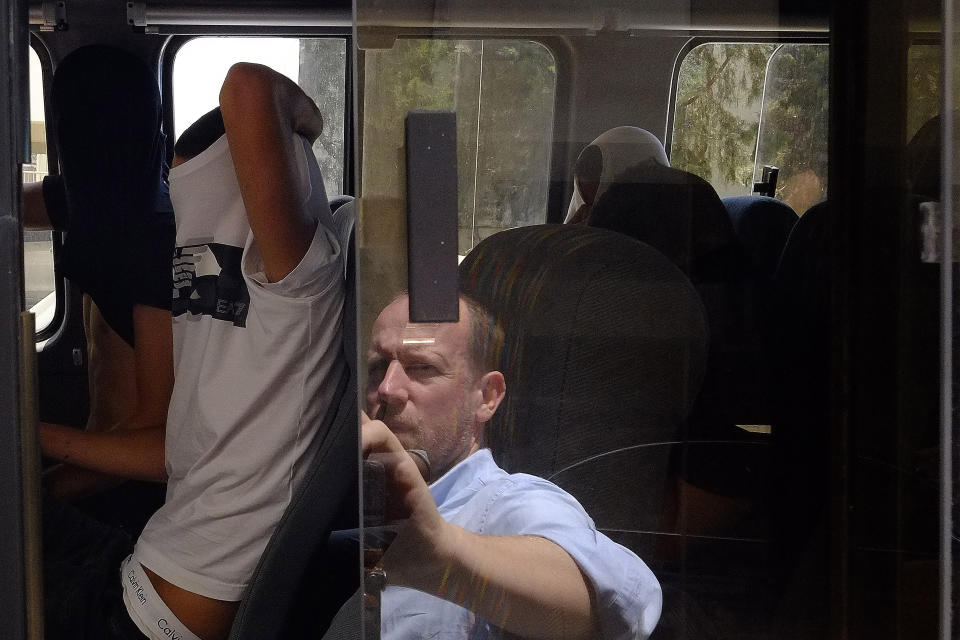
[[585, 161, 767, 433], [228, 199, 359, 640], [459, 224, 707, 537], [586, 161, 744, 285], [721, 195, 798, 280]]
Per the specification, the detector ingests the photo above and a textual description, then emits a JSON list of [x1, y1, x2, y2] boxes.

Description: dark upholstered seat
[[228, 199, 359, 640], [721, 195, 798, 280], [459, 224, 708, 536]]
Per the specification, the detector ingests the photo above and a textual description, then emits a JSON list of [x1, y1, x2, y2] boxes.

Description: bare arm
[[363, 416, 600, 640], [22, 180, 52, 229], [219, 62, 323, 283], [40, 304, 173, 485], [39, 422, 166, 481]]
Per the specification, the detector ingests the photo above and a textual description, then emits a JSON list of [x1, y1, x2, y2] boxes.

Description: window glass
[[672, 41, 830, 214], [23, 45, 54, 331], [348, 5, 948, 639], [362, 39, 557, 255], [671, 43, 777, 198], [907, 44, 941, 141], [754, 44, 829, 215], [172, 37, 347, 195]]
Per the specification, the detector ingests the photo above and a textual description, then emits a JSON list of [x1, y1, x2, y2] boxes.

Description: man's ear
[[475, 371, 506, 423]]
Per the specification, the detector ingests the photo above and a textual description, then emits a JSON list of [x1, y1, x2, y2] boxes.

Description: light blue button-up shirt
[[380, 448, 662, 639]]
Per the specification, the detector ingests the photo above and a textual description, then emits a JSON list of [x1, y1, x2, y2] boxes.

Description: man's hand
[[361, 413, 455, 588], [362, 413, 599, 639]]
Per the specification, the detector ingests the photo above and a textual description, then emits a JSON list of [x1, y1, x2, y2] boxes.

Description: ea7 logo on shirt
[[172, 242, 249, 326]]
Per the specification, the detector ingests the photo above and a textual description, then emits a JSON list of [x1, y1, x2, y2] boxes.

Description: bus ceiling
[[28, 0, 835, 34]]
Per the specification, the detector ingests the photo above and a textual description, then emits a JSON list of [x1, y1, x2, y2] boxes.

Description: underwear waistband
[[120, 554, 205, 640]]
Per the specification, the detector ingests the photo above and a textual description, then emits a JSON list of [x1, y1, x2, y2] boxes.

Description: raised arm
[[219, 62, 324, 283], [362, 416, 601, 640]]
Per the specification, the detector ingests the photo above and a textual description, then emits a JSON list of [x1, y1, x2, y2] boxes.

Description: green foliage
[[907, 45, 942, 142], [672, 42, 833, 214], [757, 45, 829, 214], [363, 39, 557, 251], [672, 43, 776, 193]]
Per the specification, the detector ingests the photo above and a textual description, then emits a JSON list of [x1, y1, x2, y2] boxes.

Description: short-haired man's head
[[174, 107, 226, 160], [461, 294, 504, 377], [386, 292, 503, 377]]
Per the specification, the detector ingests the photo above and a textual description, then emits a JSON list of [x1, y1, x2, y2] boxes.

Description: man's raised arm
[[219, 62, 324, 283], [362, 416, 601, 640]]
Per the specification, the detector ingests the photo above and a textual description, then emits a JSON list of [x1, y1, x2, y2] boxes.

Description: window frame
[[161, 30, 355, 196], [26, 34, 65, 345], [664, 33, 830, 165], [357, 33, 567, 231]]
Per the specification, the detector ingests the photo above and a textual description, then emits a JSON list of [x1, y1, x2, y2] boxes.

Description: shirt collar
[[429, 448, 501, 509]]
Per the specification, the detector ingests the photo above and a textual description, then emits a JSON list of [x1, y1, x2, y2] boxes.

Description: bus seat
[[228, 199, 358, 640], [458, 224, 708, 543], [764, 200, 832, 631], [565, 126, 670, 224], [328, 194, 353, 214], [721, 195, 798, 280], [905, 111, 960, 201], [585, 161, 742, 285], [584, 161, 766, 438]]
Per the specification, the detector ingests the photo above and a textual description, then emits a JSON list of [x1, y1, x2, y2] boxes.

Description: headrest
[[722, 195, 799, 279], [778, 200, 829, 286], [459, 224, 708, 477], [566, 126, 670, 223], [587, 160, 745, 284], [329, 195, 354, 214], [906, 111, 960, 200]]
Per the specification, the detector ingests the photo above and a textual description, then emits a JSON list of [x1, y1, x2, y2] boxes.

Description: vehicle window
[[671, 42, 829, 214], [362, 39, 557, 254], [754, 44, 829, 215], [172, 37, 347, 195], [23, 45, 54, 331], [907, 44, 941, 141]]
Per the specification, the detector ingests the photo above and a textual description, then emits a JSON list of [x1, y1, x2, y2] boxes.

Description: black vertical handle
[[405, 110, 459, 323]]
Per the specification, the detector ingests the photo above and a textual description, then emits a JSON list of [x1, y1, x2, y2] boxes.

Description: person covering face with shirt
[[361, 294, 662, 640]]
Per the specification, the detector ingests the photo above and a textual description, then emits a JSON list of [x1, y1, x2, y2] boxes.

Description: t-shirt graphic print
[[172, 241, 249, 327]]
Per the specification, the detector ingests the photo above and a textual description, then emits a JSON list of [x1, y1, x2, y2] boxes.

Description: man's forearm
[[389, 524, 600, 640], [39, 421, 166, 482]]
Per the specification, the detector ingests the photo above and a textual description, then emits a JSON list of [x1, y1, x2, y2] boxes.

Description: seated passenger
[[565, 126, 670, 224], [361, 293, 662, 639], [24, 45, 175, 501], [42, 63, 347, 640]]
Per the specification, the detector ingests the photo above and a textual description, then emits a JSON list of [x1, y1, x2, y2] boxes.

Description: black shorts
[[42, 496, 148, 639]]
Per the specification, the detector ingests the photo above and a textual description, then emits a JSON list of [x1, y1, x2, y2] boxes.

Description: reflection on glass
[[362, 39, 557, 254]]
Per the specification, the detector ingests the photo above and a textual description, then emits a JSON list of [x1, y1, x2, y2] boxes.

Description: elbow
[[219, 62, 275, 116], [149, 465, 168, 483]]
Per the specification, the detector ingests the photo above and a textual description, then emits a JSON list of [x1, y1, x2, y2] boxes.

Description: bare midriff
[[142, 565, 240, 640]]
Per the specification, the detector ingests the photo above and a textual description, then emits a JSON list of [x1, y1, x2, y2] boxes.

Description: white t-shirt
[[132, 133, 347, 601]]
